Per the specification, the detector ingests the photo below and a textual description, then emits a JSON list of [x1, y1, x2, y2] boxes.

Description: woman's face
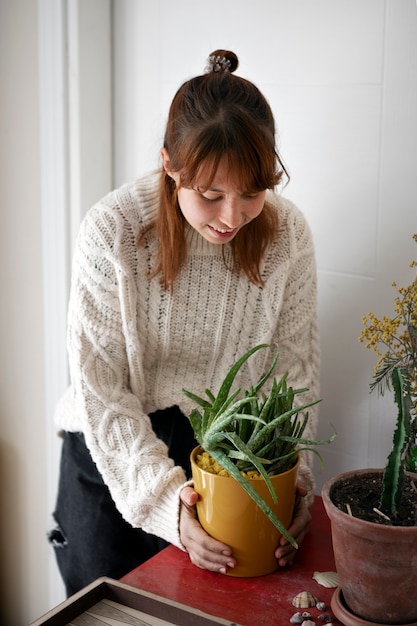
[[162, 150, 266, 244]]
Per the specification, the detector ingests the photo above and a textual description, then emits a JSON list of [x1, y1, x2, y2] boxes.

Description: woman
[[50, 49, 320, 596]]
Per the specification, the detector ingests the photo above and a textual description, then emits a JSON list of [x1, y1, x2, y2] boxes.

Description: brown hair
[[141, 49, 288, 289]]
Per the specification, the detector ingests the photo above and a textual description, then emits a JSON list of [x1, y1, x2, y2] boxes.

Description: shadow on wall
[[313, 270, 379, 490], [0, 437, 23, 626]]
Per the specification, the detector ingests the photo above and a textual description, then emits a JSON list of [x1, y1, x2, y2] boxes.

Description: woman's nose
[[219, 197, 242, 228]]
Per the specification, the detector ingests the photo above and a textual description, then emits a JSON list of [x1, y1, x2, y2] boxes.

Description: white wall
[[0, 1, 48, 624], [1, 0, 112, 623], [0, 1, 416, 624], [113, 0, 417, 489]]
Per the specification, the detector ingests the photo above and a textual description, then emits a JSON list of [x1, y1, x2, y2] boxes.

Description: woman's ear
[[160, 148, 175, 178], [160, 148, 180, 188]]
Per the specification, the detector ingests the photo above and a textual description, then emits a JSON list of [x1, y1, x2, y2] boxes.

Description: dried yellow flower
[[358, 235, 417, 405]]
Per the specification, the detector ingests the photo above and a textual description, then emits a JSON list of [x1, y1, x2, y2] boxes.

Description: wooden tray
[[30, 577, 242, 626]]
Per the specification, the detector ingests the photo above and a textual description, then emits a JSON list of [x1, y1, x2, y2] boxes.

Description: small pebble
[[290, 613, 304, 624], [316, 601, 326, 611], [318, 614, 333, 622]]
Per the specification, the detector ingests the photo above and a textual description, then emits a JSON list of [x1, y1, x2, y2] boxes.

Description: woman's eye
[[192, 188, 221, 202], [200, 194, 222, 203]]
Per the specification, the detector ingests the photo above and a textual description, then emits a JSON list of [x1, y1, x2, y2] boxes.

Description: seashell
[[290, 613, 304, 624], [301, 621, 315, 626], [316, 601, 327, 611], [318, 615, 333, 622], [302, 612, 312, 619], [292, 591, 318, 608], [312, 570, 339, 588]]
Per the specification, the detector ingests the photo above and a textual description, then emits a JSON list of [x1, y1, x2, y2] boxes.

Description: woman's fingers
[[179, 487, 236, 574], [275, 484, 312, 567]]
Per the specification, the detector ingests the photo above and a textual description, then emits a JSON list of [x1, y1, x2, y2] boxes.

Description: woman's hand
[[274, 482, 311, 567], [180, 482, 311, 572], [179, 486, 236, 574]]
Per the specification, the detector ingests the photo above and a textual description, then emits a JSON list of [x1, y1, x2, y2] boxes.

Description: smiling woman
[[151, 50, 286, 288], [161, 153, 266, 245], [50, 48, 320, 596]]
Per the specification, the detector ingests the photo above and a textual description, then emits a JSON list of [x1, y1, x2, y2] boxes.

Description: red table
[[122, 496, 337, 626]]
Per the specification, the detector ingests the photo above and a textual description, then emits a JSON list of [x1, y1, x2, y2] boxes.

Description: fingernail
[[226, 561, 235, 569]]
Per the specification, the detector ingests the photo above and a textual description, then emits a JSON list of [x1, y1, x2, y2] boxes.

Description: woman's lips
[[208, 225, 238, 239]]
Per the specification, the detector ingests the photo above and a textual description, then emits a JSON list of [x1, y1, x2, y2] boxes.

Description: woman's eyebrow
[[195, 185, 225, 193]]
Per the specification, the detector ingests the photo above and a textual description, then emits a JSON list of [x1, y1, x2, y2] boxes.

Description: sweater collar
[[185, 223, 231, 257]]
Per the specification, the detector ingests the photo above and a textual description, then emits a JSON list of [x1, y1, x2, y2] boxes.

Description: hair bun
[[206, 50, 238, 74]]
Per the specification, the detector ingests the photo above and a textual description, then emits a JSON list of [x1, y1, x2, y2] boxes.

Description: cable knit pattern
[[55, 171, 320, 550]]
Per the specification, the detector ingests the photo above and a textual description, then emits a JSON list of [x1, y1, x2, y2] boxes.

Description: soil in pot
[[330, 472, 417, 526]]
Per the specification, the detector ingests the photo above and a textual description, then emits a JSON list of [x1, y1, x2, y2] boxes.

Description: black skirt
[[49, 405, 197, 596]]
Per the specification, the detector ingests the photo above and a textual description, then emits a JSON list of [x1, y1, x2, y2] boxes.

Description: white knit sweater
[[55, 171, 320, 550]]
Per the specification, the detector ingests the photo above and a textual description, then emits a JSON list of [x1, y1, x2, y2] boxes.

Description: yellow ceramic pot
[[190, 446, 299, 577]]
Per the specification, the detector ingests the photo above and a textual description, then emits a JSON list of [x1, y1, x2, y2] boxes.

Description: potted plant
[[182, 343, 335, 577], [322, 234, 417, 625]]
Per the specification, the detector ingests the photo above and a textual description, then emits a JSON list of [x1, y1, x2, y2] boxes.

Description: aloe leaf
[[204, 396, 258, 440], [188, 409, 203, 442], [233, 413, 266, 426], [205, 389, 216, 404], [227, 450, 272, 464], [219, 431, 278, 501], [237, 389, 260, 440], [211, 344, 268, 413], [206, 447, 298, 548], [182, 388, 212, 410], [252, 350, 280, 393], [266, 452, 299, 476], [279, 429, 337, 447], [211, 387, 243, 424], [296, 447, 326, 471], [199, 389, 243, 436], [207, 426, 268, 448], [258, 381, 278, 422], [290, 413, 308, 439], [248, 400, 321, 451]]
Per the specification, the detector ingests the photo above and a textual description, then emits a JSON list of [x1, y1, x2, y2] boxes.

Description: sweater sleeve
[[265, 199, 320, 506], [66, 202, 187, 549]]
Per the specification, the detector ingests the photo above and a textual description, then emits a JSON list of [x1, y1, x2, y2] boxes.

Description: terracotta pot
[[190, 445, 299, 577], [322, 469, 417, 625]]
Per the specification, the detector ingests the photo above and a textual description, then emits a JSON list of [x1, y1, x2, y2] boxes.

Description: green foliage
[[182, 344, 335, 548], [359, 235, 417, 518], [359, 234, 417, 484], [380, 367, 412, 518]]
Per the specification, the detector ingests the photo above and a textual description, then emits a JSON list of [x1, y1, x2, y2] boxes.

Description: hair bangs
[[178, 122, 281, 193]]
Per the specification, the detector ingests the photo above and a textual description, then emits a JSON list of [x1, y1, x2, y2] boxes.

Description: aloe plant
[[182, 344, 335, 548], [380, 367, 413, 518]]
